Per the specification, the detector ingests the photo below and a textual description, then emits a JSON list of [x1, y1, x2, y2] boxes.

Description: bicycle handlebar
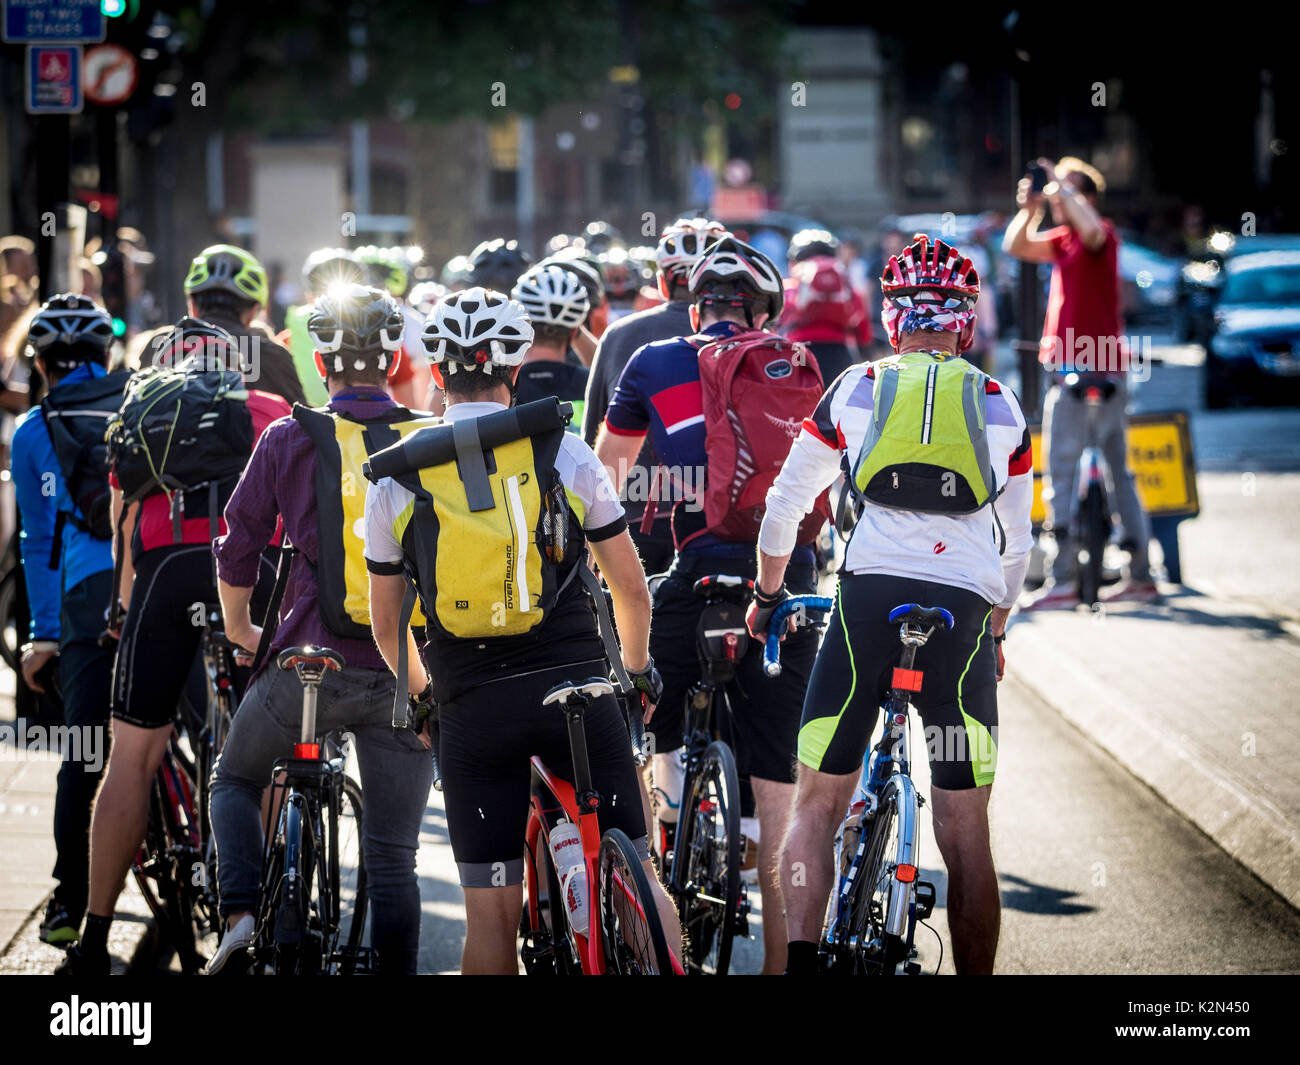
[[763, 595, 834, 677]]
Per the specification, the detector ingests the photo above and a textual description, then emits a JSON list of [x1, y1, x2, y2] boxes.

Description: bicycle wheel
[[672, 741, 741, 975], [272, 793, 312, 975], [325, 774, 368, 972], [598, 827, 674, 975], [1076, 483, 1109, 607], [523, 827, 577, 975], [841, 782, 909, 975], [0, 563, 21, 674]]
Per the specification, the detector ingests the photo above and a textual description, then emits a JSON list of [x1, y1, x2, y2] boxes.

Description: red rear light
[[892, 667, 923, 692], [294, 743, 320, 759], [724, 632, 739, 661], [895, 863, 917, 883]]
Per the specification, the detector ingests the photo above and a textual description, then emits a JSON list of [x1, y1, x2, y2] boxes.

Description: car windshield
[[1221, 263, 1300, 305]]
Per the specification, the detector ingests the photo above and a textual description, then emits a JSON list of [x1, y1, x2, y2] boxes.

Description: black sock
[[785, 939, 818, 975], [81, 912, 112, 956]]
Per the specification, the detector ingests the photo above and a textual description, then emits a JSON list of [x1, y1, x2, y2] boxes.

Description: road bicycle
[[519, 676, 679, 975], [774, 602, 949, 976], [1063, 374, 1120, 607], [250, 646, 369, 975]]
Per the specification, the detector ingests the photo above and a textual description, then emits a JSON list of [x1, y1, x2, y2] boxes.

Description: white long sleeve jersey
[[759, 359, 1035, 609]]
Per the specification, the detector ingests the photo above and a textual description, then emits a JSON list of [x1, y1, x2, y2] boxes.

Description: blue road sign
[[26, 44, 82, 114], [3, 0, 105, 44]]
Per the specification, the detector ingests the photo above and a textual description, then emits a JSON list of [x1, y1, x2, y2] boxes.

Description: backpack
[[848, 351, 997, 515], [106, 361, 254, 513], [362, 398, 579, 641], [40, 369, 133, 545], [686, 330, 830, 546], [292, 405, 441, 638]]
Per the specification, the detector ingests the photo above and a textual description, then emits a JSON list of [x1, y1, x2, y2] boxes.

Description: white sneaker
[[204, 913, 254, 975]]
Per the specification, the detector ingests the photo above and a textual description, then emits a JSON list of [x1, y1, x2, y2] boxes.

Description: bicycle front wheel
[[1077, 482, 1109, 607], [673, 741, 741, 975], [598, 828, 674, 974]]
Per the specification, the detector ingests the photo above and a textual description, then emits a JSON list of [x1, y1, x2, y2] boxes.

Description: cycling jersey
[[12, 363, 115, 641], [514, 358, 589, 431], [760, 359, 1034, 608], [363, 400, 627, 701]]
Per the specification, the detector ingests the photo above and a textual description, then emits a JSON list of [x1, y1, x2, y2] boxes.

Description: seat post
[[564, 698, 599, 814]]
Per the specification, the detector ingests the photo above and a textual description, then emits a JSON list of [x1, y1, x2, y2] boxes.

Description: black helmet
[[26, 293, 115, 372], [149, 316, 242, 371], [787, 228, 840, 266], [307, 283, 405, 374], [302, 247, 366, 296], [581, 220, 623, 256], [688, 235, 785, 323], [467, 238, 533, 294]]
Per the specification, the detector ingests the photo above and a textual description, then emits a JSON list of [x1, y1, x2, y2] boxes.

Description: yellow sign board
[[1028, 411, 1199, 526]]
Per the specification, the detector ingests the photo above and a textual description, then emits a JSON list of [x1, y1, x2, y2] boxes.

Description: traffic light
[[101, 0, 140, 18]]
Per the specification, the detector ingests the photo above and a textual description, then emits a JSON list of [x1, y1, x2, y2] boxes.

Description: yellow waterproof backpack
[[293, 406, 440, 638]]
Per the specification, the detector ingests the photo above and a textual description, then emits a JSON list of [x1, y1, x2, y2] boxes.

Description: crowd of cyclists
[[6, 210, 1038, 976]]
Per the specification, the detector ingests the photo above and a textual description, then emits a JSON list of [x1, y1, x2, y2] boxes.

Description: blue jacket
[[12, 363, 116, 642]]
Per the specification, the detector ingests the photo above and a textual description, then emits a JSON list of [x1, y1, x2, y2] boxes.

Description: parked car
[[1117, 237, 1180, 324], [1177, 233, 1300, 345], [1204, 249, 1300, 408]]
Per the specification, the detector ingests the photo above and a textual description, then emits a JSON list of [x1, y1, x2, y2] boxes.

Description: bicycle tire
[[0, 563, 21, 674], [1077, 483, 1109, 607], [598, 827, 674, 975], [673, 740, 741, 975], [328, 774, 368, 971], [841, 783, 909, 975], [272, 793, 310, 975]]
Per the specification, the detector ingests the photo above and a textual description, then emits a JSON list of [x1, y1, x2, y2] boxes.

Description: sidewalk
[[1007, 585, 1300, 911], [0, 675, 154, 975]]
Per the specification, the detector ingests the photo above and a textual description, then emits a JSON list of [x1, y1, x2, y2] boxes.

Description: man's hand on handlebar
[[746, 583, 791, 640], [627, 657, 662, 723]]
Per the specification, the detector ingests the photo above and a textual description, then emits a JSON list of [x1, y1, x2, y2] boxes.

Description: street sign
[[1028, 410, 1200, 526], [83, 42, 137, 105], [26, 44, 82, 114], [3, 0, 105, 43]]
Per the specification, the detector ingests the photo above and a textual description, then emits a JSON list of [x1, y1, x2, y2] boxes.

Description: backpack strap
[[451, 416, 495, 512], [577, 560, 632, 695], [392, 579, 419, 728], [252, 540, 296, 672]]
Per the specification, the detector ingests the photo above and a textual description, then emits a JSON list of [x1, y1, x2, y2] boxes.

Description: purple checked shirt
[[214, 387, 407, 673]]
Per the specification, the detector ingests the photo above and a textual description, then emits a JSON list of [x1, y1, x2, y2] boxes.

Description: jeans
[[210, 665, 434, 974], [52, 569, 115, 923], [1042, 380, 1151, 583]]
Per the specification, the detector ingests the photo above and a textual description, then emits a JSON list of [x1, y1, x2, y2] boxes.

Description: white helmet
[[656, 217, 728, 283], [421, 286, 534, 378], [407, 281, 446, 317], [511, 263, 591, 329]]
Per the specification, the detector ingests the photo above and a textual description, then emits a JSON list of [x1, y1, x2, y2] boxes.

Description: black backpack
[[40, 370, 133, 548]]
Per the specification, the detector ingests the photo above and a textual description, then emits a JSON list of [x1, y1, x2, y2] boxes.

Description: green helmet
[[356, 245, 411, 299], [183, 244, 269, 307]]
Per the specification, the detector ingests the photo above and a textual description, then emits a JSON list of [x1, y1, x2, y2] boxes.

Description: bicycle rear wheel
[[522, 825, 578, 975], [840, 781, 910, 975], [598, 828, 674, 974], [1076, 483, 1109, 607], [673, 741, 741, 975], [0, 563, 21, 674], [326, 774, 368, 972]]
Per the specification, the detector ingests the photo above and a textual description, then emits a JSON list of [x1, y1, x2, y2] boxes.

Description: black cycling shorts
[[648, 556, 819, 785], [798, 573, 998, 791], [437, 659, 648, 888]]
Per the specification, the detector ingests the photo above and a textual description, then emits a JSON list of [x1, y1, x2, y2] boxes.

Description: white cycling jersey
[[759, 357, 1035, 608]]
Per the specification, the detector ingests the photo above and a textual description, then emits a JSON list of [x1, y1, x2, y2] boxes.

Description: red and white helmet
[[687, 235, 784, 328], [879, 233, 980, 352], [655, 217, 727, 297]]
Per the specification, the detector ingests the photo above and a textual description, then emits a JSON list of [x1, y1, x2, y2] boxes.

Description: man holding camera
[[1003, 157, 1157, 608]]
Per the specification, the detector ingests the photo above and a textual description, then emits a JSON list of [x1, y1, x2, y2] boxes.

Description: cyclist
[[467, 237, 532, 295], [12, 295, 119, 947], [583, 217, 725, 575], [181, 244, 306, 407], [781, 254, 869, 385], [55, 318, 290, 975], [204, 284, 435, 975], [279, 248, 368, 406], [595, 235, 814, 974], [751, 234, 1033, 975], [357, 245, 433, 411], [540, 248, 609, 364], [510, 262, 591, 426], [364, 287, 678, 974], [599, 248, 640, 324]]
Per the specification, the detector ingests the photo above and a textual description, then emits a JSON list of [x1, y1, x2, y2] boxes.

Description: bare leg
[[779, 764, 858, 944], [750, 775, 797, 974], [461, 884, 524, 974], [930, 784, 999, 975]]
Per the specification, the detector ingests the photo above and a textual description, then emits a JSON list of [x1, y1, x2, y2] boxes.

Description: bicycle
[[1062, 374, 1119, 607], [519, 676, 679, 975], [770, 602, 950, 976], [250, 646, 370, 975]]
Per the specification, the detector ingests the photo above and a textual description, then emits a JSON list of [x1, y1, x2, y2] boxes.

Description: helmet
[[302, 248, 365, 296], [581, 220, 623, 256], [540, 249, 605, 312], [407, 281, 446, 317], [467, 238, 532, 294], [356, 245, 411, 299], [440, 254, 473, 290], [183, 244, 268, 307], [687, 235, 784, 327], [879, 233, 980, 353], [787, 257, 855, 332], [544, 233, 576, 256], [421, 287, 533, 381], [598, 249, 637, 301], [512, 263, 591, 329], [26, 293, 114, 371], [655, 217, 728, 297], [308, 283, 406, 377], [149, 316, 241, 371], [787, 228, 840, 266]]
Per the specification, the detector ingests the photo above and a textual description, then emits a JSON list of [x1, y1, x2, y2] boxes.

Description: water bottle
[[548, 820, 588, 931]]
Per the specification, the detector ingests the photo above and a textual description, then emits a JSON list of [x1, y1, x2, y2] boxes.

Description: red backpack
[[684, 330, 831, 546]]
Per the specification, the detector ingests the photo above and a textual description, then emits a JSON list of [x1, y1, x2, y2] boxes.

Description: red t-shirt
[[1038, 220, 1123, 372], [113, 390, 290, 553]]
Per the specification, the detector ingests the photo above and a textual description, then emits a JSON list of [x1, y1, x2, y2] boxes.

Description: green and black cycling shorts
[[798, 573, 998, 790]]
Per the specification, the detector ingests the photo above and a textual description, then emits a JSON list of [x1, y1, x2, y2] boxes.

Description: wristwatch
[[993, 633, 1007, 645]]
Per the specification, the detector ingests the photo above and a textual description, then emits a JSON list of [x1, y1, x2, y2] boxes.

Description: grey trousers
[[1042, 380, 1152, 583]]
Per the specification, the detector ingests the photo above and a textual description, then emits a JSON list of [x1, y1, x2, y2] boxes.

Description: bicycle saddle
[[888, 603, 955, 631], [692, 574, 755, 604], [276, 645, 346, 674], [543, 677, 615, 707]]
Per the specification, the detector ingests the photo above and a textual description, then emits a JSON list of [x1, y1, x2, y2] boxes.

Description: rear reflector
[[892, 667, 923, 692], [895, 863, 917, 883], [294, 743, 320, 759]]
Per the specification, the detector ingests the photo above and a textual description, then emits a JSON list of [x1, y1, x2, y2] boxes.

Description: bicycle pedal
[[520, 933, 555, 975], [915, 880, 936, 921], [903, 961, 922, 975]]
